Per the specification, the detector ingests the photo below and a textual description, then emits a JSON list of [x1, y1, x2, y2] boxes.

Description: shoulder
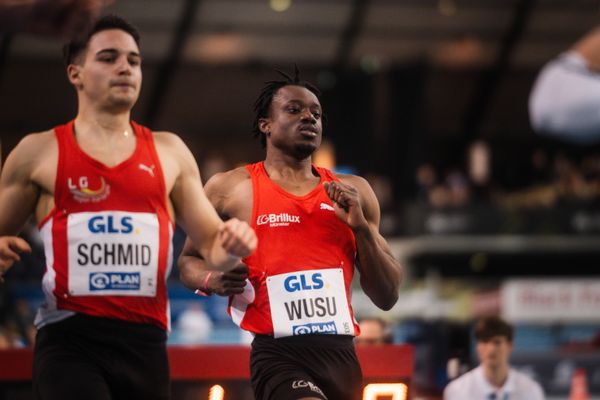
[[9, 130, 56, 160], [19, 129, 56, 147], [2, 130, 56, 183], [446, 368, 479, 389], [513, 369, 544, 393], [151, 131, 197, 171], [204, 166, 252, 217], [151, 131, 187, 150], [444, 372, 471, 398], [204, 166, 250, 195], [335, 173, 372, 193], [336, 173, 379, 212]]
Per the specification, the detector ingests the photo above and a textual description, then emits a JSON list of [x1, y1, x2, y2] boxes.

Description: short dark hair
[[252, 65, 323, 148], [474, 316, 513, 342], [63, 14, 140, 65], [358, 317, 393, 344]]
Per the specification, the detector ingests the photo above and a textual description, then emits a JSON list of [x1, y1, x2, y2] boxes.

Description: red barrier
[[0, 344, 414, 381]]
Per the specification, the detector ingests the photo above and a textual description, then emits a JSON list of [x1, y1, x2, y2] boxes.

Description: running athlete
[[0, 15, 256, 400], [178, 69, 403, 400]]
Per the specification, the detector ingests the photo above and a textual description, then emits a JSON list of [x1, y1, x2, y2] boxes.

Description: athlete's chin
[[106, 96, 137, 112], [292, 143, 317, 160]]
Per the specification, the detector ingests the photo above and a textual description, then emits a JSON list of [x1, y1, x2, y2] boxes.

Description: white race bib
[[67, 211, 159, 296], [266, 268, 354, 338]]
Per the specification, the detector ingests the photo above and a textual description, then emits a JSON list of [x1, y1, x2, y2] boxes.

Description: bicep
[[0, 140, 39, 234], [350, 176, 382, 229], [168, 141, 222, 251], [348, 176, 395, 256]]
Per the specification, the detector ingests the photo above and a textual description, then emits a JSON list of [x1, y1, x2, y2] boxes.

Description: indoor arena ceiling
[[8, 0, 600, 69]]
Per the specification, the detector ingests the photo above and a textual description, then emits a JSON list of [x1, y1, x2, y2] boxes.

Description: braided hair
[[252, 66, 323, 148]]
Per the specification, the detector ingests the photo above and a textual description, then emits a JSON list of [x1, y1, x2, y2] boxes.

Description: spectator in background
[[415, 164, 437, 203], [0, 329, 9, 348], [468, 141, 492, 203], [355, 317, 393, 346], [529, 26, 600, 144], [176, 303, 213, 344], [444, 316, 545, 400], [0, 0, 112, 37]]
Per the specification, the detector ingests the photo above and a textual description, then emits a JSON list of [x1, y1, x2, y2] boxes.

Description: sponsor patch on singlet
[[266, 268, 354, 338], [67, 211, 159, 296]]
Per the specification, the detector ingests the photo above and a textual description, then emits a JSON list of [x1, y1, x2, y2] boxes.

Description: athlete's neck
[[263, 155, 317, 182], [74, 111, 133, 141]]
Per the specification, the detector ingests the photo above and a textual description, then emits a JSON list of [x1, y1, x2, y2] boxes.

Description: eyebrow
[[285, 99, 321, 109], [96, 49, 141, 58]]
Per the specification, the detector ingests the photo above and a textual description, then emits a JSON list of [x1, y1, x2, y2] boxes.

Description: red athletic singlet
[[229, 162, 359, 337], [35, 121, 173, 330]]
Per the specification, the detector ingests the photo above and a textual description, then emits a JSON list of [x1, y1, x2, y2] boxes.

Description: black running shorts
[[250, 334, 362, 400], [33, 314, 170, 400]]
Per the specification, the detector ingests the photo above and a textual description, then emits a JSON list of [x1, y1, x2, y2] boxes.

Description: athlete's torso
[[229, 161, 359, 337], [35, 120, 174, 330]]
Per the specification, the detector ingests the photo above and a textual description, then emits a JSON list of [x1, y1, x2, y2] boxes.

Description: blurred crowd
[[415, 147, 600, 210]]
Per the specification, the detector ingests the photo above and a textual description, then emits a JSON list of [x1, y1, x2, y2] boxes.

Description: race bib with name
[[67, 211, 159, 296], [266, 268, 354, 338]]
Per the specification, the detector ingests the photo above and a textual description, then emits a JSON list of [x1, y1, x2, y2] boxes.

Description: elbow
[[369, 282, 400, 311], [178, 270, 194, 290], [377, 291, 399, 311], [176, 255, 188, 277], [177, 257, 196, 290], [379, 270, 403, 310]]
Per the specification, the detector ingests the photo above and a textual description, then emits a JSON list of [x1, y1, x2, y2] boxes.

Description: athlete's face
[[356, 320, 386, 346], [476, 335, 512, 371], [261, 85, 323, 160], [68, 29, 142, 112]]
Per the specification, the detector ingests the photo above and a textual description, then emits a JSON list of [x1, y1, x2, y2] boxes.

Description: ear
[[258, 118, 271, 135], [67, 64, 83, 89]]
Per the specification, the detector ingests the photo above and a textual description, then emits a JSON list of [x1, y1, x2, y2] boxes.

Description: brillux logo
[[256, 213, 301, 227]]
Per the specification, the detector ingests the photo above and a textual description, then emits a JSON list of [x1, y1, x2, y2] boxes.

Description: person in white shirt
[[444, 317, 545, 400], [529, 26, 600, 144]]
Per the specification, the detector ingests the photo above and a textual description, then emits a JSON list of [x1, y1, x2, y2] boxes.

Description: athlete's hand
[[204, 264, 249, 296], [0, 236, 32, 283], [218, 218, 257, 259], [323, 181, 368, 231]]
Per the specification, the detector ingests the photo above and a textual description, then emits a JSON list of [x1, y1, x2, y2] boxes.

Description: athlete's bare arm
[[178, 167, 252, 292], [154, 134, 256, 272], [324, 175, 402, 310], [0, 131, 57, 279]]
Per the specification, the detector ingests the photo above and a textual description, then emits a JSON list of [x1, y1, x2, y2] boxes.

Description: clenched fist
[[0, 236, 32, 283], [218, 218, 257, 259], [323, 181, 368, 231], [204, 264, 249, 296]]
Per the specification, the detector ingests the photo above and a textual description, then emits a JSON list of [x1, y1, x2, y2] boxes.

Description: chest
[[59, 142, 166, 208], [77, 137, 137, 168], [268, 177, 321, 197]]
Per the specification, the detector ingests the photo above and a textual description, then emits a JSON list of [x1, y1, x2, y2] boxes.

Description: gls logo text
[[88, 215, 134, 234], [284, 273, 324, 292]]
